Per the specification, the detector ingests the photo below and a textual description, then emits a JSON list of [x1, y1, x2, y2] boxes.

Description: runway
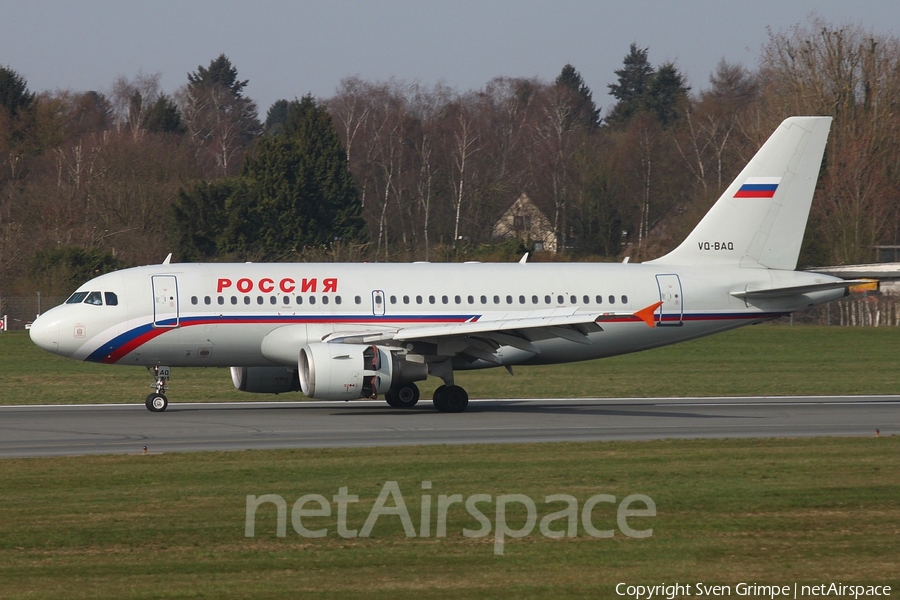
[[1, 396, 897, 458]]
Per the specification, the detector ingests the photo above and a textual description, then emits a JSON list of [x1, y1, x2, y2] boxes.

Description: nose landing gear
[[145, 365, 170, 412]]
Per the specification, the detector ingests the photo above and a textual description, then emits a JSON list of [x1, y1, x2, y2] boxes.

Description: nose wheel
[[146, 392, 168, 412], [145, 365, 171, 412]]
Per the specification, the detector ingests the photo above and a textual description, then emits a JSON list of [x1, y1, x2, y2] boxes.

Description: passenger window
[[480, 295, 487, 304], [257, 296, 264, 305], [403, 295, 410, 304], [596, 295, 602, 304], [244, 296, 250, 305], [322, 296, 329, 305], [454, 295, 461, 304], [506, 295, 513, 304], [355, 296, 362, 305], [519, 295, 526, 304], [609, 295, 615, 304], [270, 296, 277, 305], [557, 295, 564, 304], [442, 295, 449, 304], [493, 295, 500, 304], [429, 295, 436, 304], [309, 296, 316, 305], [571, 296, 577, 305], [583, 295, 589, 304], [416, 295, 423, 304], [532, 295, 538, 304], [283, 296, 291, 305], [467, 295, 474, 304], [217, 296, 225, 306], [85, 291, 103, 306], [336, 296, 342, 305], [231, 296, 238, 305], [296, 296, 303, 305], [191, 296, 198, 305], [204, 296, 211, 305], [544, 295, 551, 304], [390, 296, 397, 304], [621, 295, 628, 304]]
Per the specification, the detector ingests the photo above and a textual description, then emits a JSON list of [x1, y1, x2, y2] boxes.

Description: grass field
[[3, 325, 900, 405], [0, 438, 897, 599], [1, 326, 898, 598]]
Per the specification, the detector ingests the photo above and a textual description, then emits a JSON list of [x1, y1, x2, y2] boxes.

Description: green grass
[[0, 438, 897, 599], [3, 325, 900, 405]]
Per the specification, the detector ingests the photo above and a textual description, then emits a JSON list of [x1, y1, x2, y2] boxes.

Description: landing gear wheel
[[145, 393, 168, 412], [432, 385, 468, 413], [385, 383, 420, 408]]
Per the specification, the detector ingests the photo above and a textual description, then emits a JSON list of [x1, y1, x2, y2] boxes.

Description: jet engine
[[298, 343, 427, 401], [230, 366, 300, 394]]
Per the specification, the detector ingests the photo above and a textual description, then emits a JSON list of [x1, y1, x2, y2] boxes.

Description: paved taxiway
[[0, 396, 896, 457]]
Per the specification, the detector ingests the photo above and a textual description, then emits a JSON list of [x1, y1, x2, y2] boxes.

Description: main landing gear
[[382, 382, 470, 412], [145, 365, 170, 412], [432, 385, 468, 413], [384, 383, 420, 408]]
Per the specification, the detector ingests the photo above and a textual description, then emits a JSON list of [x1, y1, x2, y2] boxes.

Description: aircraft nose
[[29, 313, 60, 355]]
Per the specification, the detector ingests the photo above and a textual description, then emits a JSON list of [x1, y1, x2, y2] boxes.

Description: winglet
[[634, 301, 663, 328]]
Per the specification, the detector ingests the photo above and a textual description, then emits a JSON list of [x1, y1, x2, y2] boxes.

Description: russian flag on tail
[[734, 177, 781, 198]]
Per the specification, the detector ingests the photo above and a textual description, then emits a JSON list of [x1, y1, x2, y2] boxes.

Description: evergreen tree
[[145, 95, 185, 134], [0, 66, 34, 117], [264, 99, 290, 135], [643, 62, 690, 126], [181, 54, 262, 176], [606, 44, 655, 125], [0, 66, 36, 149], [221, 95, 366, 259], [170, 179, 236, 261], [555, 64, 600, 129]]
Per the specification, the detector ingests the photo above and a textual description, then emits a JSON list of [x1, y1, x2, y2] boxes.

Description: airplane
[[29, 116, 863, 413]]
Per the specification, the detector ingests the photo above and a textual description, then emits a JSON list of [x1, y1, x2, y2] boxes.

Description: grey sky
[[2, 1, 897, 117]]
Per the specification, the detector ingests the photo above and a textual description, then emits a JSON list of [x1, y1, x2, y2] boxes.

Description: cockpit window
[[85, 292, 103, 306], [104, 292, 119, 306], [66, 292, 89, 304]]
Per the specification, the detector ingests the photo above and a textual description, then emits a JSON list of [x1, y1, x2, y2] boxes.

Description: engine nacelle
[[231, 366, 300, 394], [298, 343, 427, 400]]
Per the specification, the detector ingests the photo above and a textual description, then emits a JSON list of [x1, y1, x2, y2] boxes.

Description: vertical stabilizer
[[648, 116, 832, 270]]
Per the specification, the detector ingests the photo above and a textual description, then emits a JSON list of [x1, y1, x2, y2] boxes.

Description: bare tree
[[110, 72, 162, 140]]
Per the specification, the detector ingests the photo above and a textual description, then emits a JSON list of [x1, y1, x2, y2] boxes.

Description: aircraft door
[[372, 290, 386, 316], [152, 275, 180, 328], [655, 274, 683, 326]]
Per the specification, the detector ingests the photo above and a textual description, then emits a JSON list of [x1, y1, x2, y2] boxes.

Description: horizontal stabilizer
[[808, 263, 900, 280], [730, 280, 870, 300]]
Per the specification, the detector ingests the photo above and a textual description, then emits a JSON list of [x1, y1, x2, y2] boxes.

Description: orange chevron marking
[[634, 301, 663, 328]]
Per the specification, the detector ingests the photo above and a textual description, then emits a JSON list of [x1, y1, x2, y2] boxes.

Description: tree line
[[2, 17, 900, 297]]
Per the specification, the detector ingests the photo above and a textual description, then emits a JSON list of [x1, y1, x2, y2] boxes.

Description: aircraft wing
[[322, 304, 660, 363]]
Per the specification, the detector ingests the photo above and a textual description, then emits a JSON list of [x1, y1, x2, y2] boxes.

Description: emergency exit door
[[372, 290, 386, 316]]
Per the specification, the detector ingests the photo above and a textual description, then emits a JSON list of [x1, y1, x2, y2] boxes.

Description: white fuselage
[[29, 261, 844, 371]]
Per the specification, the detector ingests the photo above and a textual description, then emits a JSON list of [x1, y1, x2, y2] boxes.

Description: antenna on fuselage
[[519, 253, 529, 264], [162, 253, 172, 265]]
